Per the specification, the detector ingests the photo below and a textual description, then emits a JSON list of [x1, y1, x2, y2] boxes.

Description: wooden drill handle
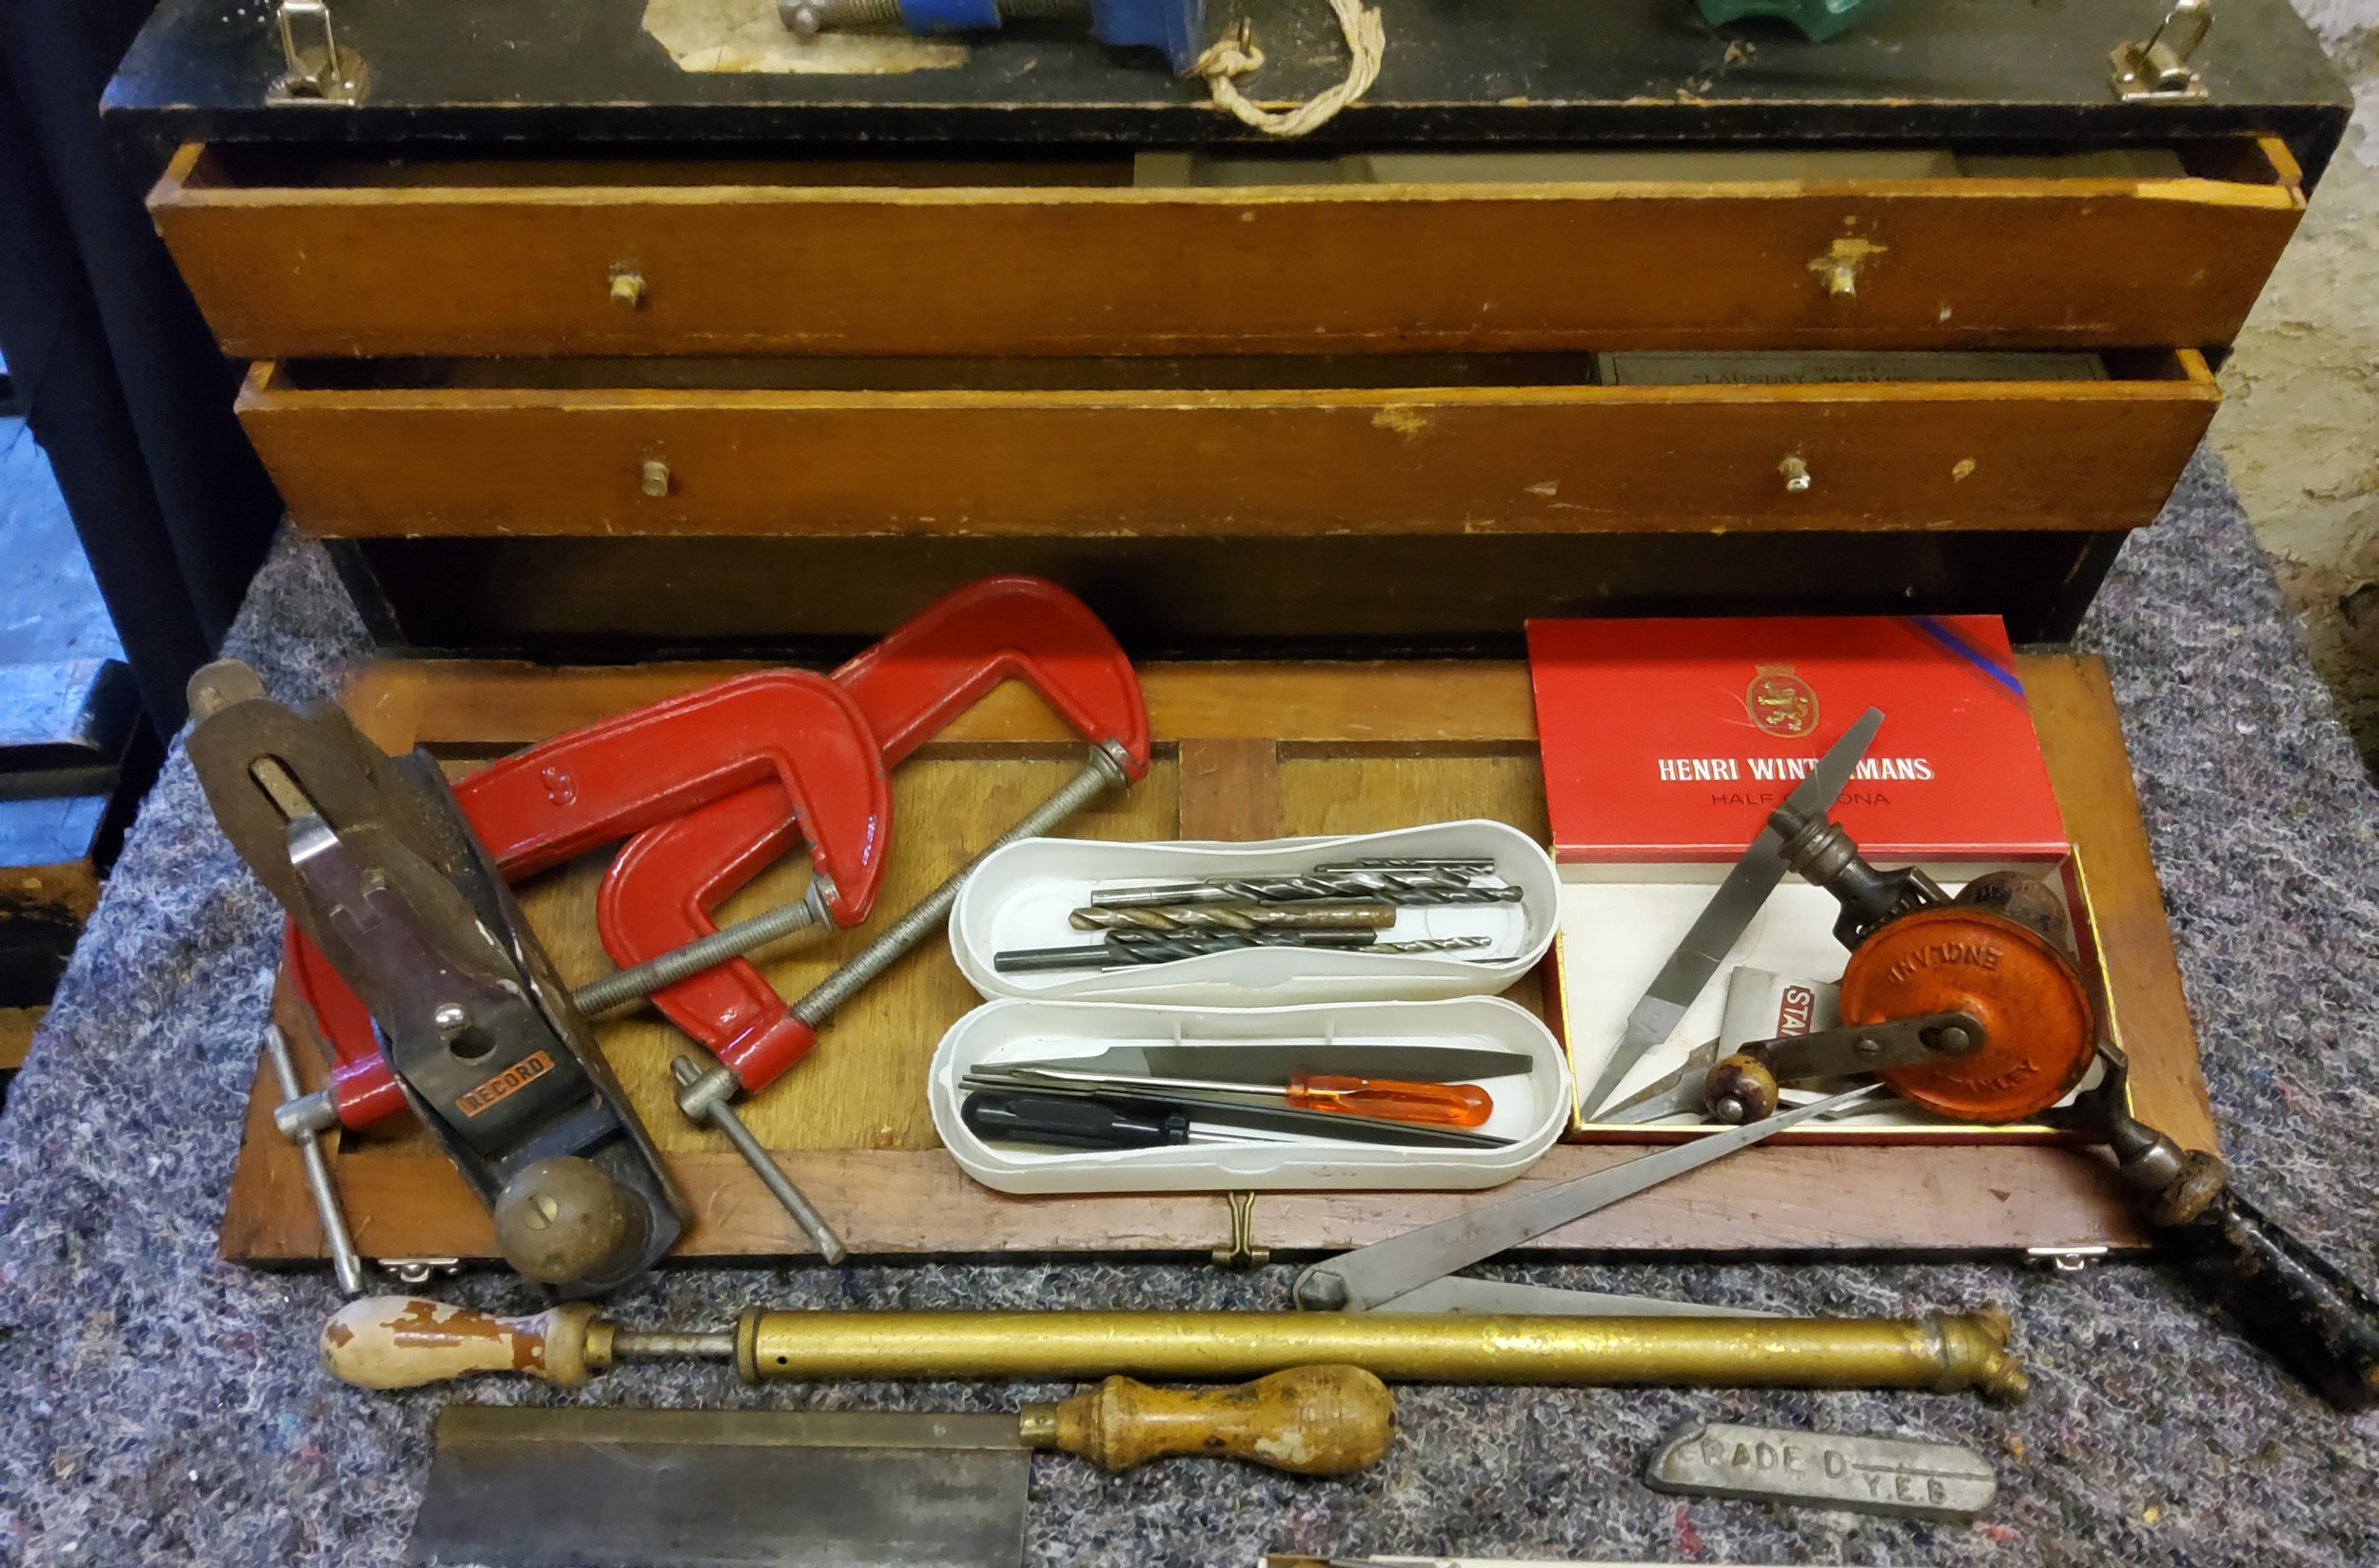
[[1028, 1364, 1394, 1475], [2173, 1186, 2379, 1412], [320, 1295, 603, 1389]]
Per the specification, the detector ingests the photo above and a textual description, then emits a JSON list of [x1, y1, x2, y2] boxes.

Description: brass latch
[[1211, 1190, 1270, 1269], [2111, 0, 2212, 100]]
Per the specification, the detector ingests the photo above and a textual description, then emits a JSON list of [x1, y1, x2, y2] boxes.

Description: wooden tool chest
[[107, 0, 2349, 1270], [111, 0, 2352, 651]]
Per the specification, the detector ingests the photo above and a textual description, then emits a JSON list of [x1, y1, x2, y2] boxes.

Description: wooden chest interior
[[225, 652, 2211, 1268]]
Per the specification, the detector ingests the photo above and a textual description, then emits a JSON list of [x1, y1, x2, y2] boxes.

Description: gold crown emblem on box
[[1745, 664, 1819, 738]]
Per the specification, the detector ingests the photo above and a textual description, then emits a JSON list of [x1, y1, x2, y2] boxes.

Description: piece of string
[[1190, 0, 1385, 139]]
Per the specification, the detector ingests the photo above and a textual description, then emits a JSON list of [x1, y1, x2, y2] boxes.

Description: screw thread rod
[[574, 886, 825, 1017], [792, 747, 1125, 1028]]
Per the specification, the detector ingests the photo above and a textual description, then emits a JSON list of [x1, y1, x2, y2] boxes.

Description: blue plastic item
[[1087, 0, 1203, 70], [900, 0, 1003, 29], [896, 0, 1202, 71], [1697, 0, 1889, 44]]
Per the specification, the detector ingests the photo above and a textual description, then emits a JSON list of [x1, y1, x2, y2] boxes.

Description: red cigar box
[[1525, 615, 2098, 1141]]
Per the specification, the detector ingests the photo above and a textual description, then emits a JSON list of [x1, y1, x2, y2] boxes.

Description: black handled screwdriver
[[961, 1091, 1301, 1151]]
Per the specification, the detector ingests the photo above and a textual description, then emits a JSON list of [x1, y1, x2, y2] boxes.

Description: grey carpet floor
[[1, 451, 2375, 1565]]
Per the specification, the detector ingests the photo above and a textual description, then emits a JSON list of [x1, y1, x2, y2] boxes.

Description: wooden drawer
[[152, 140, 2306, 361], [240, 350, 2217, 539]]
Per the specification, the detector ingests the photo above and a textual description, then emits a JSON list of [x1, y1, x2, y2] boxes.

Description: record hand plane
[[187, 660, 687, 1296]]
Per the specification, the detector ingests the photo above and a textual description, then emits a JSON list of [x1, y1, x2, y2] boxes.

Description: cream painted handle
[[320, 1295, 600, 1390]]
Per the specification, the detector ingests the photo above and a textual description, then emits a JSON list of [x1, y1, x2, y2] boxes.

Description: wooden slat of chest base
[[219, 653, 2197, 1264], [335, 1131, 2148, 1262], [340, 659, 1543, 755], [0, 1006, 43, 1070], [236, 356, 2219, 539], [150, 140, 2302, 360]]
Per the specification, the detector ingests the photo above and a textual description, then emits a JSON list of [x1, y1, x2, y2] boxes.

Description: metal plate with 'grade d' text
[[1643, 1420, 1996, 1521]]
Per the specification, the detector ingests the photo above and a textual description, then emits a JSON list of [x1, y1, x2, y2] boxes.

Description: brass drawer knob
[[1809, 236, 1883, 300], [639, 459, 672, 498], [1779, 455, 1813, 494], [609, 266, 647, 309]]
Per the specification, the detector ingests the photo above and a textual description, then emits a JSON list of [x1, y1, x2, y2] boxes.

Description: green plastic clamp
[[1697, 0, 1890, 44]]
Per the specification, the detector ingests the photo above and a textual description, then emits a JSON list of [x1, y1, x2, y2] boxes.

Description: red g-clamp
[[286, 669, 893, 1131], [598, 576, 1150, 1097]]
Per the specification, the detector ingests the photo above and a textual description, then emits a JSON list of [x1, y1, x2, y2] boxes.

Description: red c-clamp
[[597, 576, 1151, 1096], [286, 670, 894, 1130]]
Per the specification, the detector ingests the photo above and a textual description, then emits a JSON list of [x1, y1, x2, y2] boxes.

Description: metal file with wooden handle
[[321, 1295, 2028, 1402]]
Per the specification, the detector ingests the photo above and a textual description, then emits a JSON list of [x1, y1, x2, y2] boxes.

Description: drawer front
[[239, 354, 2219, 539], [155, 142, 2304, 359]]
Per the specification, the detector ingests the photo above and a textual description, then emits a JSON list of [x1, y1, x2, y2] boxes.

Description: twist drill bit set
[[947, 824, 1557, 1004], [186, 592, 2379, 1567], [1011, 858, 1518, 969]]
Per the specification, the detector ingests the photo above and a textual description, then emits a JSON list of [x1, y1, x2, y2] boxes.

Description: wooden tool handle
[[1026, 1364, 1393, 1475], [321, 1296, 604, 1389], [2174, 1188, 2379, 1412]]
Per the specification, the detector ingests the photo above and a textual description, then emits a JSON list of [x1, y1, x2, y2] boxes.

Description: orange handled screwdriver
[[1284, 1073, 1494, 1128], [993, 1066, 1495, 1129]]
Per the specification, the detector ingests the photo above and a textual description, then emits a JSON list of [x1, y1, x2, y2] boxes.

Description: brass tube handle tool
[[321, 1296, 2025, 1403], [319, 1301, 1390, 1475]]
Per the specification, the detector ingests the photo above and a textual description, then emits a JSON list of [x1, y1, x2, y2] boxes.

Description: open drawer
[[151, 140, 2307, 360], [238, 350, 2218, 538], [223, 654, 2209, 1268]]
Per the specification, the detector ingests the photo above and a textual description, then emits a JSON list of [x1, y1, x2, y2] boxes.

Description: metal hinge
[[268, 0, 367, 106], [2111, 0, 2212, 100], [2026, 1244, 2112, 1273]]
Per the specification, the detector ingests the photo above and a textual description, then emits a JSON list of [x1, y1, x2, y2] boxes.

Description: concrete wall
[[2291, 0, 2378, 165], [2211, 1, 2378, 771]]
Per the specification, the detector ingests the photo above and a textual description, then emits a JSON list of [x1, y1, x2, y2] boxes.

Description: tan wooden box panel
[[222, 655, 2208, 1266], [149, 139, 2304, 361], [237, 351, 2217, 539]]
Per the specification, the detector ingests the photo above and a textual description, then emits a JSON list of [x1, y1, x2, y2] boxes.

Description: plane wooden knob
[[323, 1296, 607, 1389], [1022, 1365, 1394, 1476]]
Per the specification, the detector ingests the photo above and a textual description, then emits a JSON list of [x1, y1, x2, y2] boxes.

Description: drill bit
[[1004, 929, 1365, 970], [1069, 901, 1395, 933], [994, 931, 1491, 973], [1312, 858, 1497, 873], [1091, 870, 1523, 909]]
